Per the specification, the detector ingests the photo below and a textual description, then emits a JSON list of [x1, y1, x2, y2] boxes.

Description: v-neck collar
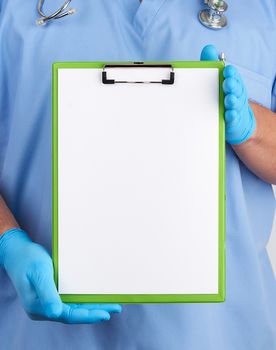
[[133, 0, 168, 38]]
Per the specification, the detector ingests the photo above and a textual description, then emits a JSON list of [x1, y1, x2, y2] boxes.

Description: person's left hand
[[200, 45, 256, 145]]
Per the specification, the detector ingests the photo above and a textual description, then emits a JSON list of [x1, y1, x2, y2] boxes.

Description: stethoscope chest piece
[[199, 0, 228, 30]]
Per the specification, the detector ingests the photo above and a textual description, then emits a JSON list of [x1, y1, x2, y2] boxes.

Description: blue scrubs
[[0, 0, 276, 349]]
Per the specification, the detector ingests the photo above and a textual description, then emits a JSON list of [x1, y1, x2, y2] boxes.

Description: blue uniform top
[[0, 0, 276, 349]]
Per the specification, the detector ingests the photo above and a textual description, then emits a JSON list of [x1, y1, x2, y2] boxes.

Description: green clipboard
[[52, 61, 225, 303]]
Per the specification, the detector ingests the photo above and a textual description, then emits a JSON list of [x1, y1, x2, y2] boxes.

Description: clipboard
[[52, 61, 225, 303]]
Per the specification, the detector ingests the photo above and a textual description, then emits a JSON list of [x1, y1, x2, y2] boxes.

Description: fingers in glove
[[224, 92, 247, 112], [67, 303, 122, 313], [200, 45, 219, 61], [59, 303, 112, 324], [223, 77, 243, 97], [27, 263, 63, 318]]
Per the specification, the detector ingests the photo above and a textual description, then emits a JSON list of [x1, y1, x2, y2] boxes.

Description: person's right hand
[[200, 45, 256, 145], [0, 228, 122, 323]]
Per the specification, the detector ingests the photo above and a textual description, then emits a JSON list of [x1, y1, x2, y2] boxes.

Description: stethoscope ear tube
[[36, 0, 76, 26]]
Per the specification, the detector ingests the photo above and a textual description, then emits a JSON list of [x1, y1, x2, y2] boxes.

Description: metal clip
[[219, 52, 226, 63], [102, 63, 175, 85]]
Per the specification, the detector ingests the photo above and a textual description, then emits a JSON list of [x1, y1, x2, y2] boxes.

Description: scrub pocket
[[227, 62, 273, 109]]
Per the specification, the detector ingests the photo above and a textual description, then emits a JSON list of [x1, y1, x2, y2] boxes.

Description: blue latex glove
[[0, 228, 122, 323], [200, 45, 256, 145]]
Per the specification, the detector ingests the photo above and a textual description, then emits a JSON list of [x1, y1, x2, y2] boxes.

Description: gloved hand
[[0, 228, 122, 323], [200, 45, 256, 144]]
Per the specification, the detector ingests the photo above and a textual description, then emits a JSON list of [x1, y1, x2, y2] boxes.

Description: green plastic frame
[[52, 61, 225, 304]]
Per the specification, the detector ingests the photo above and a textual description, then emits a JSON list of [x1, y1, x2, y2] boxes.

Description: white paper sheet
[[57, 67, 219, 295]]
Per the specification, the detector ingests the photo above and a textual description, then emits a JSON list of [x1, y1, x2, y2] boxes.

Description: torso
[[0, 1, 276, 349]]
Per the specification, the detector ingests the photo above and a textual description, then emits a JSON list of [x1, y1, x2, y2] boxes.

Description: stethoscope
[[36, 0, 76, 26], [199, 0, 228, 29], [36, 0, 228, 30]]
